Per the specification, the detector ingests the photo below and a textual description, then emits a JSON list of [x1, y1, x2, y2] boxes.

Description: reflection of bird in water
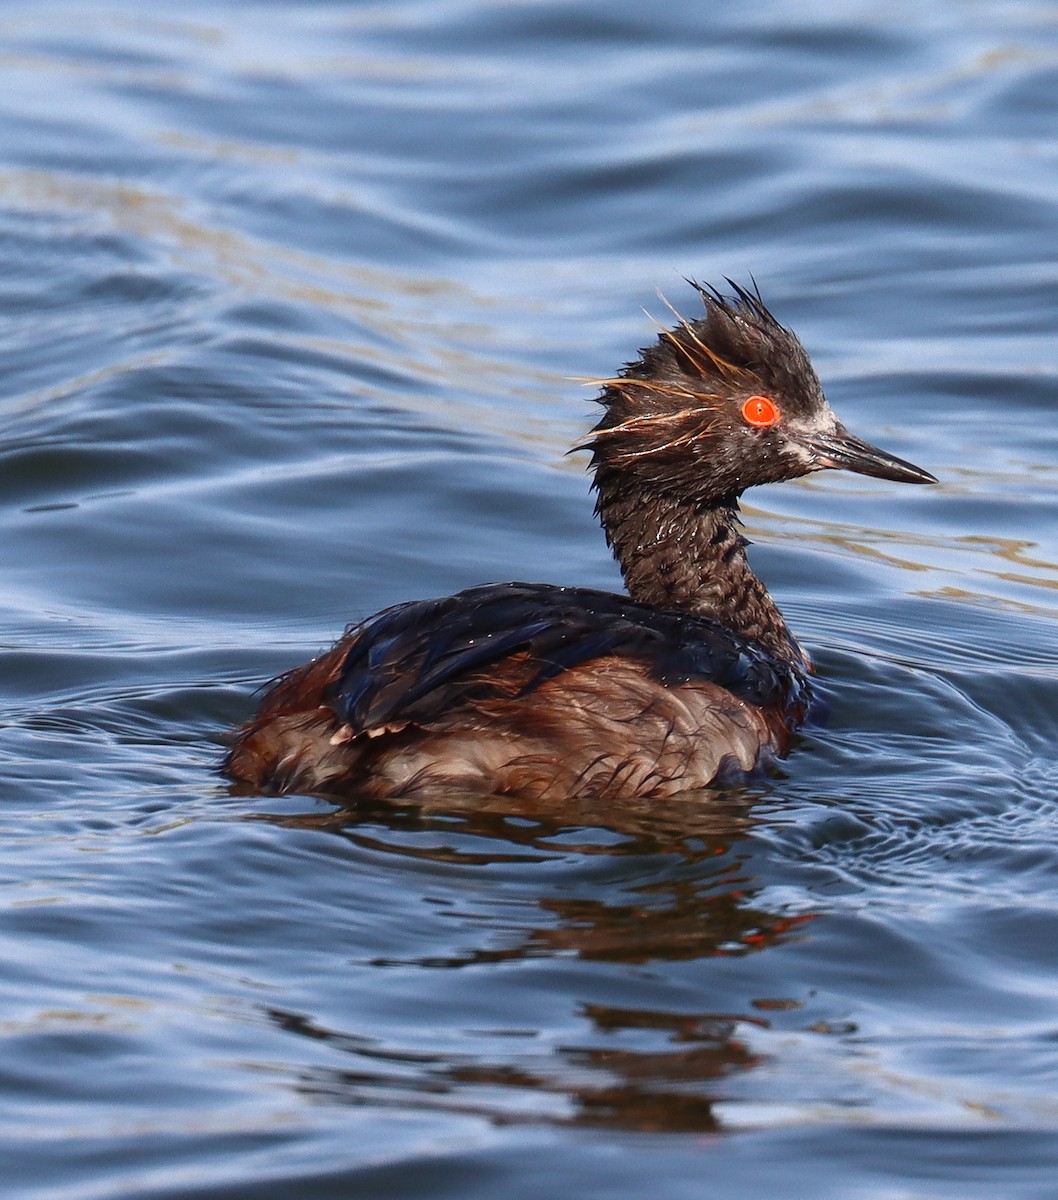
[[225, 281, 934, 800], [268, 998, 768, 1134], [254, 793, 817, 1135]]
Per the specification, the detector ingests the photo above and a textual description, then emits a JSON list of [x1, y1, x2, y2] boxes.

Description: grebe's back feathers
[[224, 581, 811, 801], [330, 582, 809, 731]]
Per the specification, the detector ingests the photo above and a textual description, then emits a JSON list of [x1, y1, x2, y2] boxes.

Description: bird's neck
[[597, 485, 804, 664]]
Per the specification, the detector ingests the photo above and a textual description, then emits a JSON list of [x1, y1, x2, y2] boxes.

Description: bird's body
[[225, 581, 811, 799], [224, 281, 934, 801]]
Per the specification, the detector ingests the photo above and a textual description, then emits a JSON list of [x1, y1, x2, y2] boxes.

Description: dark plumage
[[224, 280, 935, 801]]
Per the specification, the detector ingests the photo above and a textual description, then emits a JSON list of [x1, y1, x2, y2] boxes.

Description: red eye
[[741, 395, 781, 427]]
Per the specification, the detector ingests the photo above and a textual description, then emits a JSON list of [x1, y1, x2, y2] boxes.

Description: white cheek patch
[[785, 405, 842, 467], [783, 441, 818, 468], [788, 404, 840, 438]]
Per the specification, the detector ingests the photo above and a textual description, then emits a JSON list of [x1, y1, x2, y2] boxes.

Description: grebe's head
[[583, 279, 935, 505]]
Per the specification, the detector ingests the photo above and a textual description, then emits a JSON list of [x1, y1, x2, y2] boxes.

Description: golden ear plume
[[655, 290, 745, 380]]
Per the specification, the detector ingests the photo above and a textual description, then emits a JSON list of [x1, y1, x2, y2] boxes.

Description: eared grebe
[[224, 281, 935, 801]]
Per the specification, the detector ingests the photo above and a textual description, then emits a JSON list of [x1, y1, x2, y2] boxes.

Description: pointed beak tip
[[871, 458, 938, 486]]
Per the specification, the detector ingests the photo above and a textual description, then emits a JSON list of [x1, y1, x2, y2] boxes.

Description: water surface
[[1, 3, 1057, 1198]]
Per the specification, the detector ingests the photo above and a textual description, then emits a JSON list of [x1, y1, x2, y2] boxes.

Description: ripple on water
[[1, 2, 1058, 1199]]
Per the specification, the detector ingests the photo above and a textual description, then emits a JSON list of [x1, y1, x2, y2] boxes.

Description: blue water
[[1, 2, 1057, 1197]]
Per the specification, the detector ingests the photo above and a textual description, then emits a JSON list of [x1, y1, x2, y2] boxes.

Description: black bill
[[806, 426, 937, 485]]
